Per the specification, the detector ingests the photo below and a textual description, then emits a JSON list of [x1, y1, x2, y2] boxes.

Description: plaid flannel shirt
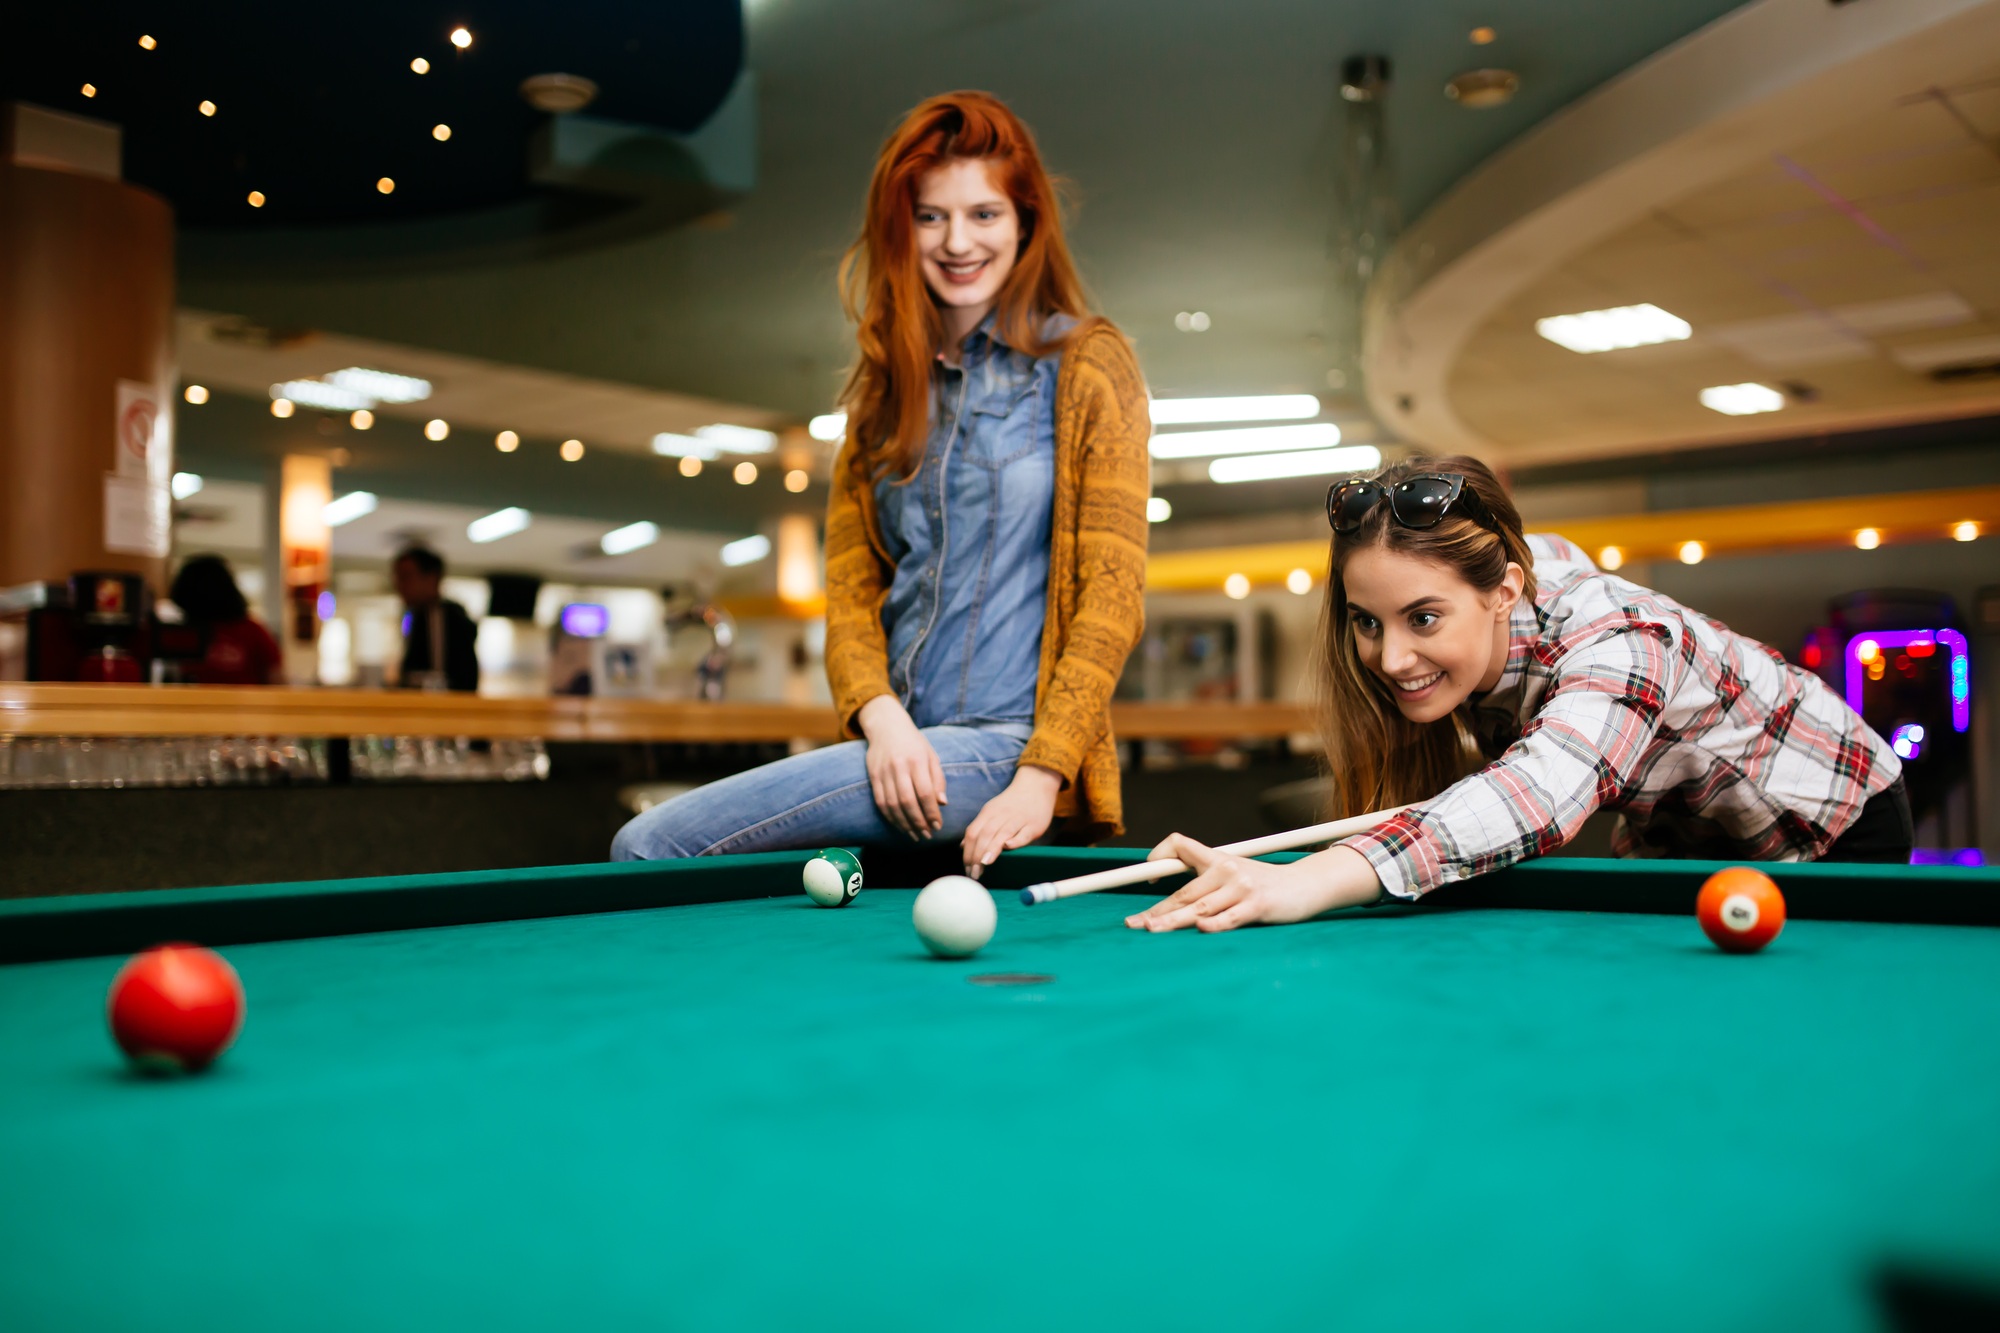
[[1345, 535, 1900, 900]]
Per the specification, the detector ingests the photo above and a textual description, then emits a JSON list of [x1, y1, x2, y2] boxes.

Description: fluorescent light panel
[[1535, 303, 1691, 354], [170, 472, 204, 500], [467, 507, 531, 543], [272, 379, 373, 411], [696, 423, 777, 454], [1699, 382, 1785, 416], [1149, 394, 1320, 425], [808, 413, 847, 442], [720, 534, 771, 567], [323, 491, 378, 527], [1209, 444, 1381, 484], [325, 367, 431, 403], [1150, 422, 1342, 459], [652, 432, 720, 460], [600, 520, 660, 556]]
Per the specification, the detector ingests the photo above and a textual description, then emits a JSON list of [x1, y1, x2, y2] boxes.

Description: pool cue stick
[[1017, 805, 1412, 906]]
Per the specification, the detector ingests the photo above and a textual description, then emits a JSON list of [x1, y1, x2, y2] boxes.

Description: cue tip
[[1021, 884, 1051, 906]]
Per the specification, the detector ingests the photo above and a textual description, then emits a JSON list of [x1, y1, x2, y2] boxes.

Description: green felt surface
[[4, 883, 2000, 1332]]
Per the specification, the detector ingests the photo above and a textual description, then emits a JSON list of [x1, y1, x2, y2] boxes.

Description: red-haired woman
[[614, 91, 1151, 875], [1128, 455, 1910, 932]]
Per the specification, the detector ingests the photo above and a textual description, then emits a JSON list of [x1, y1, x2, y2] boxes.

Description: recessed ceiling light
[[324, 492, 379, 527], [377, 177, 396, 195], [1470, 26, 1497, 44], [601, 521, 659, 556], [183, 385, 209, 405], [1286, 568, 1314, 595], [198, 100, 216, 117], [1173, 311, 1212, 333], [424, 418, 449, 441], [467, 508, 531, 544], [411, 57, 430, 74], [1677, 541, 1706, 565], [432, 124, 451, 142], [733, 461, 759, 485], [495, 430, 519, 453], [81, 83, 97, 98], [808, 413, 847, 442], [450, 27, 473, 49], [1854, 528, 1882, 551], [138, 35, 157, 51], [1150, 394, 1319, 425], [171, 472, 204, 500], [1699, 382, 1784, 416], [1536, 304, 1691, 354], [678, 456, 702, 477], [270, 398, 294, 418], [1151, 423, 1342, 459], [1146, 497, 1172, 523], [721, 534, 771, 567], [247, 191, 266, 208], [1446, 69, 1520, 108], [560, 439, 585, 462], [1209, 444, 1381, 484], [350, 409, 374, 430], [1224, 573, 1251, 600], [784, 469, 810, 493]]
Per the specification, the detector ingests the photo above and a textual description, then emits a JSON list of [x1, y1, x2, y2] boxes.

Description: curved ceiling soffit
[[1361, 0, 2000, 460]]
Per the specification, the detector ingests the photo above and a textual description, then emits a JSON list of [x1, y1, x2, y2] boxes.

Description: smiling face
[[913, 157, 1021, 345], [1341, 543, 1525, 724]]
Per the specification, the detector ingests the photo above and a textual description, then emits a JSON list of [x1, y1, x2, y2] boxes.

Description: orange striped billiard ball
[[1696, 867, 1786, 954], [107, 944, 245, 1073]]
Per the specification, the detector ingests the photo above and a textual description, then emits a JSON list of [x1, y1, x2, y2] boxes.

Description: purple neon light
[[560, 603, 610, 639], [1844, 628, 1971, 734]]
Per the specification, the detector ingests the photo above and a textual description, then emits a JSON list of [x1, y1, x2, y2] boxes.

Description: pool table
[[4, 848, 1999, 1332]]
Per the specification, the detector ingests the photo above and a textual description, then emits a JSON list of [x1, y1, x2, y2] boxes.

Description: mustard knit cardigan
[[823, 323, 1151, 841]]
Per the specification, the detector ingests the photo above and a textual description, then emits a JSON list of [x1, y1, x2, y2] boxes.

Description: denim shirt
[[876, 315, 1065, 729]]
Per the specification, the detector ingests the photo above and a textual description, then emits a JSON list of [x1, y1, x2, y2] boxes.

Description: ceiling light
[[734, 461, 759, 485], [1150, 394, 1319, 425], [1224, 573, 1251, 600], [81, 83, 96, 98], [183, 384, 209, 405], [1445, 69, 1519, 108], [495, 430, 519, 453], [467, 507, 530, 544], [560, 439, 585, 462], [170, 472, 204, 500], [432, 124, 452, 142], [1598, 545, 1624, 571], [520, 73, 601, 113], [411, 57, 431, 74], [138, 35, 157, 51], [198, 100, 216, 117], [721, 534, 771, 567], [274, 380, 373, 412], [1146, 497, 1172, 523], [270, 398, 294, 418], [247, 191, 266, 208], [324, 492, 379, 527], [1151, 422, 1342, 459], [1174, 311, 1212, 333], [327, 368, 431, 402], [678, 456, 703, 477], [450, 27, 473, 49], [808, 412, 848, 442], [1854, 528, 1882, 551], [377, 177, 396, 195], [1470, 26, 1497, 44], [424, 418, 450, 441], [350, 409, 374, 430], [1951, 521, 1980, 542], [1699, 382, 1784, 416], [652, 432, 719, 460], [1286, 568, 1314, 595], [1209, 444, 1380, 483], [601, 521, 660, 556], [1536, 304, 1691, 354], [1677, 541, 1706, 565], [699, 423, 779, 454], [785, 469, 810, 493]]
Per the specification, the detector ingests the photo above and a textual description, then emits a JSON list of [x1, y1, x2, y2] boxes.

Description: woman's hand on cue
[[1124, 837, 1384, 932], [857, 696, 946, 839], [962, 765, 1061, 879]]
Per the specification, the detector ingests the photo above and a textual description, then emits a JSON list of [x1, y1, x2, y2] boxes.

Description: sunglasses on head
[[1326, 473, 1487, 534]]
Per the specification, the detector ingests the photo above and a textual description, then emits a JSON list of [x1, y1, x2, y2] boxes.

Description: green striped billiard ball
[[802, 848, 863, 908]]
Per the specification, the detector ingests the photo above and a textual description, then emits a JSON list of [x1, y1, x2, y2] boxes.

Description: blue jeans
[[609, 725, 1029, 860]]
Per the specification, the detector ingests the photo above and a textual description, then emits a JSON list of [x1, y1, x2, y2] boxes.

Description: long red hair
[[838, 91, 1098, 481]]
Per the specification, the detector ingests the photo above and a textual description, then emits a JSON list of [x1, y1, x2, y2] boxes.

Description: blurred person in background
[[392, 545, 480, 692], [169, 555, 282, 686]]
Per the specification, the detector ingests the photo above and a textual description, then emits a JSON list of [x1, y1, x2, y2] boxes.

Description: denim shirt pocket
[[963, 370, 1044, 470]]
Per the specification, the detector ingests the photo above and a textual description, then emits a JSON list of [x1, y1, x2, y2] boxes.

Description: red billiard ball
[[107, 944, 245, 1073], [1696, 867, 1786, 954]]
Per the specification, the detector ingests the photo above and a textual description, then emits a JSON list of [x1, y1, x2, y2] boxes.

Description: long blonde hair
[[1314, 456, 1538, 817]]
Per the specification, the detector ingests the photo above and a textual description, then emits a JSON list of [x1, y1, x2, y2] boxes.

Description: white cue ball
[[912, 875, 997, 958]]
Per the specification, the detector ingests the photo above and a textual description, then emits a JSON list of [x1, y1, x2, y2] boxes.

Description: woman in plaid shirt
[[1129, 456, 1911, 933]]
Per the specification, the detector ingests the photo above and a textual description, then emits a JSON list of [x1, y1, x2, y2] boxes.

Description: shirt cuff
[[1341, 813, 1445, 902]]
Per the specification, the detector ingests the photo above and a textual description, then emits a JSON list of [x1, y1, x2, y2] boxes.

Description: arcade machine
[[0, 571, 202, 682]]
